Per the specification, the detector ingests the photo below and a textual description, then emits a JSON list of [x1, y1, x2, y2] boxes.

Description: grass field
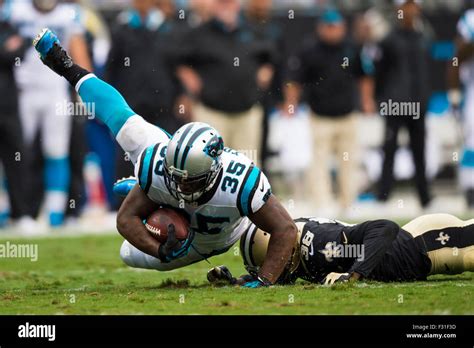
[[0, 233, 473, 315]]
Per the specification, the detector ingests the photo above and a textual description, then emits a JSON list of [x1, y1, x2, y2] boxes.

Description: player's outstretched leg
[[403, 214, 474, 275], [33, 28, 169, 164]]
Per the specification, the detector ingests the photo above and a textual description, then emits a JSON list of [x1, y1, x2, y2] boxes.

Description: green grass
[[0, 233, 473, 315]]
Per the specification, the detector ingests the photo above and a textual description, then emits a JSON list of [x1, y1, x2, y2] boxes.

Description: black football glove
[[207, 265, 237, 285], [158, 224, 194, 263]]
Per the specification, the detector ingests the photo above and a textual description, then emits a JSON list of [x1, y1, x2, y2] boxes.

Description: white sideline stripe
[[75, 73, 96, 92], [0, 229, 116, 240]]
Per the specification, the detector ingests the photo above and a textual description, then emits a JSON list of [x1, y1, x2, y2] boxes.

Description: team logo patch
[[204, 136, 224, 158], [435, 231, 450, 245]]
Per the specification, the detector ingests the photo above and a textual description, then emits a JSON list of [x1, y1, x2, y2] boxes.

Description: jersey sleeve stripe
[[138, 144, 159, 194], [237, 165, 261, 216], [236, 165, 253, 216], [246, 171, 261, 214]]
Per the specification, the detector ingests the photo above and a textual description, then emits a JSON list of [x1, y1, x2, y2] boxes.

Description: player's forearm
[[116, 214, 160, 258], [259, 223, 297, 284]]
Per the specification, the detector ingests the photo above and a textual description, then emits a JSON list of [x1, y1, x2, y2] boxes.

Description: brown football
[[145, 208, 190, 244]]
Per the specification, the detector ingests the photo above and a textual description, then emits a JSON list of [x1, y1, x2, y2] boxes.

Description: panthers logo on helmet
[[204, 135, 224, 158]]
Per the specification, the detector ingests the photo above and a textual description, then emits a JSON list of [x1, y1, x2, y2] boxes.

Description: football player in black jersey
[[208, 214, 474, 285]]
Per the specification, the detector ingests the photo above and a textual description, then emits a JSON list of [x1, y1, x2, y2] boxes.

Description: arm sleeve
[[345, 220, 400, 277]]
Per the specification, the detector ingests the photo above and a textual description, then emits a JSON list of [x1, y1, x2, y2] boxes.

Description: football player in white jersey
[[33, 28, 297, 287], [3, 0, 91, 226], [448, 8, 474, 209]]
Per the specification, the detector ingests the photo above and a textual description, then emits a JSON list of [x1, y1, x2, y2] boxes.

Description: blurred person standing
[[284, 9, 375, 212], [448, 8, 474, 209], [373, 0, 432, 208], [177, 0, 276, 164], [0, 11, 35, 230], [6, 0, 92, 227], [244, 0, 284, 172], [66, 0, 112, 222], [105, 0, 185, 198]]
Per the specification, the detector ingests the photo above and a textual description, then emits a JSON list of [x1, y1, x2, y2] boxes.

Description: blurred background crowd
[[0, 0, 473, 234]]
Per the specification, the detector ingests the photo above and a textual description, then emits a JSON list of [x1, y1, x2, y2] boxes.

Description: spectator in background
[[105, 0, 186, 200], [244, 0, 284, 172], [0, 15, 35, 231], [284, 9, 375, 213], [66, 0, 113, 222], [7, 0, 92, 228], [448, 8, 474, 209], [373, 0, 432, 208], [177, 0, 276, 164]]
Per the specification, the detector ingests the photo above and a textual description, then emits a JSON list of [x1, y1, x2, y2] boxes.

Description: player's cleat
[[33, 28, 73, 75], [113, 177, 137, 197]]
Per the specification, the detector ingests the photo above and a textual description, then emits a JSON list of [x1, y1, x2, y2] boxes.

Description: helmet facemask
[[163, 157, 222, 203], [163, 122, 224, 203]]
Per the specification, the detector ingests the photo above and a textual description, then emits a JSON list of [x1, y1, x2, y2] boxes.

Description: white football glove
[[322, 272, 351, 286]]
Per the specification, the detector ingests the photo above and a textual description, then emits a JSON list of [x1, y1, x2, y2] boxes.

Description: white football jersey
[[458, 9, 474, 88], [5, 0, 84, 90], [134, 144, 272, 252]]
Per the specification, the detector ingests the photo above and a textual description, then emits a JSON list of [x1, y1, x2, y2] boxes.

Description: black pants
[[377, 116, 431, 207], [66, 116, 87, 218], [0, 113, 29, 218]]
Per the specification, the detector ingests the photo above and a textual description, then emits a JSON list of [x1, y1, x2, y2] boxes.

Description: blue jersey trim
[[238, 165, 261, 216], [138, 145, 158, 193], [461, 149, 474, 168]]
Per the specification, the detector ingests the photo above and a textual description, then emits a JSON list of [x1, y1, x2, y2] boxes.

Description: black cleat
[[33, 28, 73, 76]]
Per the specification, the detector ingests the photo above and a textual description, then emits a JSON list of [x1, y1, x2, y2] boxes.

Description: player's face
[[178, 182, 204, 196], [164, 165, 212, 202]]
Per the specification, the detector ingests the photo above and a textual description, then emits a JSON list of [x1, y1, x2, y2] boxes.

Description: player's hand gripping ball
[[145, 208, 190, 244], [145, 208, 194, 263]]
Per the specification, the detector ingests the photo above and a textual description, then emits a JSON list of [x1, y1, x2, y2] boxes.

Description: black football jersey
[[293, 218, 431, 283]]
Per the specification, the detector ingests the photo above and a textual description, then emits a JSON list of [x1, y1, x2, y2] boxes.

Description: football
[[145, 208, 190, 244]]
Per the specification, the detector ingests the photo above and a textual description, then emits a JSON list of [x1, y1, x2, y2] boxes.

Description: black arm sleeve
[[345, 220, 400, 277]]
